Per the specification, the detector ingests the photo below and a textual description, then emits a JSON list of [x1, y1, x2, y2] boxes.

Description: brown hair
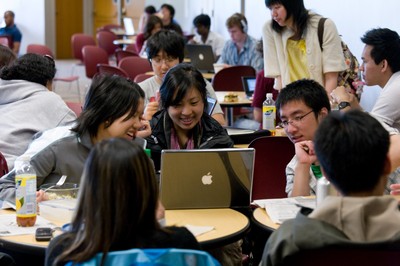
[[0, 45, 16, 69]]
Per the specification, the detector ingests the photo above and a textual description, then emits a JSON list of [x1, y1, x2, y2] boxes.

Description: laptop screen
[[242, 76, 256, 97], [185, 44, 215, 73], [123, 17, 135, 35], [160, 148, 255, 210]]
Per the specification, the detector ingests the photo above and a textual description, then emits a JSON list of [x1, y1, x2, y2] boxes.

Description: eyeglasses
[[150, 56, 178, 66], [279, 110, 314, 128]]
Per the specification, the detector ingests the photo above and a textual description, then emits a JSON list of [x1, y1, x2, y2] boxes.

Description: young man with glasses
[[276, 79, 330, 197], [138, 29, 225, 125]]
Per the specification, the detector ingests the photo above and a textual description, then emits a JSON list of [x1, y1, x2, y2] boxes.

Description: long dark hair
[[54, 138, 160, 265], [71, 74, 145, 139], [265, 0, 309, 39], [143, 15, 162, 40]]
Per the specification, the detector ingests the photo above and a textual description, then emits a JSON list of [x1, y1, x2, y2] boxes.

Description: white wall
[[0, 0, 46, 55]]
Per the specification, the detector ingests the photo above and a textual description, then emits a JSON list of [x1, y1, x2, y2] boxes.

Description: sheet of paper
[[0, 214, 56, 236], [252, 197, 316, 224], [184, 224, 215, 237]]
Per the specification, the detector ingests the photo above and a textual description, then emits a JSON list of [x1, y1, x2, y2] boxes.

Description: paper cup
[[213, 63, 225, 74]]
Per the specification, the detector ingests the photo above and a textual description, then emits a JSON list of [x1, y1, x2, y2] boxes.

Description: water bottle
[[316, 176, 338, 206], [262, 93, 276, 135], [15, 156, 37, 227]]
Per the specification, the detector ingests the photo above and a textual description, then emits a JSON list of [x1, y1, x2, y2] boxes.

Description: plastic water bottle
[[316, 176, 338, 206], [15, 156, 37, 227], [262, 93, 276, 135]]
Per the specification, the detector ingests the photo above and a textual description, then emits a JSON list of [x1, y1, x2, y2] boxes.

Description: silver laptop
[[186, 44, 215, 73], [123, 17, 135, 36], [160, 148, 255, 210]]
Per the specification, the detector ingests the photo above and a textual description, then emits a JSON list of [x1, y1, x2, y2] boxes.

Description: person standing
[[263, 0, 346, 95], [0, 11, 22, 55]]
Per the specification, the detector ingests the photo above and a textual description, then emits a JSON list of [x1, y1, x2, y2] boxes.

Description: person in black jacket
[[146, 63, 234, 170]]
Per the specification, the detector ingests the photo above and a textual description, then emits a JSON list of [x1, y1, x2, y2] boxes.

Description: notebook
[[186, 44, 215, 73], [123, 17, 135, 36], [242, 76, 257, 99], [160, 148, 255, 210]]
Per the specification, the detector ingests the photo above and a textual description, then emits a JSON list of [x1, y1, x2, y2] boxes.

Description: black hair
[[314, 110, 390, 195], [4, 10, 15, 18], [144, 5, 156, 15], [275, 79, 331, 118], [0, 53, 56, 86], [161, 4, 175, 19], [72, 74, 145, 139], [193, 14, 211, 29], [265, 0, 309, 39], [361, 28, 400, 73], [159, 63, 208, 111], [146, 29, 185, 63], [0, 44, 16, 68], [143, 15, 163, 40]]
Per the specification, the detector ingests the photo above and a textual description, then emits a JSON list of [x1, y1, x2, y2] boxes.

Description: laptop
[[160, 148, 255, 210], [123, 17, 135, 36], [186, 44, 215, 73], [242, 76, 257, 99]]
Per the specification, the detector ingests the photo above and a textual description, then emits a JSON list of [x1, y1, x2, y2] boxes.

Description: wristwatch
[[338, 101, 351, 110]]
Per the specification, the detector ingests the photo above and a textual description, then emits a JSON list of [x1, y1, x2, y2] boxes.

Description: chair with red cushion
[[125, 44, 138, 53], [134, 73, 153, 83], [115, 49, 139, 65], [0, 151, 8, 177], [0, 36, 13, 48], [118, 56, 152, 81], [97, 64, 129, 78], [65, 101, 83, 117], [96, 30, 119, 57], [82, 45, 109, 79], [71, 33, 96, 64], [248, 136, 294, 201], [26, 44, 81, 101], [212, 65, 256, 92]]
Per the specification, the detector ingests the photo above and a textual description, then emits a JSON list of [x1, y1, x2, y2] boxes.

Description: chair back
[[134, 73, 153, 83], [26, 44, 54, 57], [0, 36, 12, 48], [125, 43, 138, 53], [0, 151, 8, 177], [282, 244, 400, 266], [212, 65, 256, 92], [67, 248, 221, 266], [96, 30, 119, 56], [82, 45, 109, 79], [115, 48, 138, 65], [97, 24, 124, 32], [65, 101, 83, 117], [248, 136, 294, 200], [71, 33, 96, 62], [97, 64, 129, 78], [118, 56, 153, 81]]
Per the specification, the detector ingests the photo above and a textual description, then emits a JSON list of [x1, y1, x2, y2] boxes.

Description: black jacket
[[146, 110, 234, 171]]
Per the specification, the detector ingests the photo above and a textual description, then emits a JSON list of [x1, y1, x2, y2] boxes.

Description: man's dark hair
[[275, 79, 331, 119], [314, 110, 390, 195], [146, 29, 185, 63], [0, 53, 55, 86], [361, 28, 400, 73], [144, 5, 156, 15], [161, 4, 175, 19], [193, 14, 211, 29]]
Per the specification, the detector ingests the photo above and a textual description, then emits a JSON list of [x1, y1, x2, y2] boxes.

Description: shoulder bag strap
[[317, 17, 328, 51]]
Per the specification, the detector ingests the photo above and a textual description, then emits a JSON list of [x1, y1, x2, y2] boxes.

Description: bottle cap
[[144, 149, 151, 158], [266, 93, 273, 98]]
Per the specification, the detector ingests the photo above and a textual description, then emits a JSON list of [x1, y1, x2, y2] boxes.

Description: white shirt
[[193, 31, 225, 58]]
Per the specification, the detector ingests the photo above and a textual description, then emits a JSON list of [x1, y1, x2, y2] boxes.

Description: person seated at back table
[[45, 138, 200, 266], [159, 3, 183, 35], [190, 14, 225, 61], [135, 15, 162, 56], [261, 110, 400, 266], [0, 53, 76, 171], [145, 63, 233, 171], [217, 13, 263, 72], [138, 29, 226, 126], [0, 74, 149, 203]]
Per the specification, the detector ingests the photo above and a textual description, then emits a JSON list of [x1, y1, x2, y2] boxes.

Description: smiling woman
[[145, 63, 234, 171], [0, 74, 147, 204]]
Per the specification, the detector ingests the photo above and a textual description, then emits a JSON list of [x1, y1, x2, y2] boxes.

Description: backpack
[[318, 17, 364, 100]]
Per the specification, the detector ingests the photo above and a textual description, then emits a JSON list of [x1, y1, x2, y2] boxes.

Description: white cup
[[213, 63, 225, 74]]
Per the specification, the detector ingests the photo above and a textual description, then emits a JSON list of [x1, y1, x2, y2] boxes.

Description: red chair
[[82, 45, 109, 79], [134, 73, 153, 83], [0, 151, 8, 177], [248, 136, 294, 200], [97, 64, 129, 78], [65, 101, 83, 117], [212, 65, 256, 92], [118, 56, 153, 81], [96, 30, 119, 57], [71, 33, 96, 64], [97, 24, 124, 32], [115, 49, 139, 65], [26, 44, 81, 101], [125, 44, 138, 53], [0, 36, 13, 48]]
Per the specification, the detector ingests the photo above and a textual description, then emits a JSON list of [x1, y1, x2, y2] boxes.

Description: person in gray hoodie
[[0, 53, 76, 170]]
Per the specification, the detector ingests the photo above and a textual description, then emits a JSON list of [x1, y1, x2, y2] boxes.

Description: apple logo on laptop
[[201, 172, 213, 185], [198, 53, 204, 61]]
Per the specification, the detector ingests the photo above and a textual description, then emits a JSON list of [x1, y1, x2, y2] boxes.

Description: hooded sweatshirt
[[0, 79, 76, 170]]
